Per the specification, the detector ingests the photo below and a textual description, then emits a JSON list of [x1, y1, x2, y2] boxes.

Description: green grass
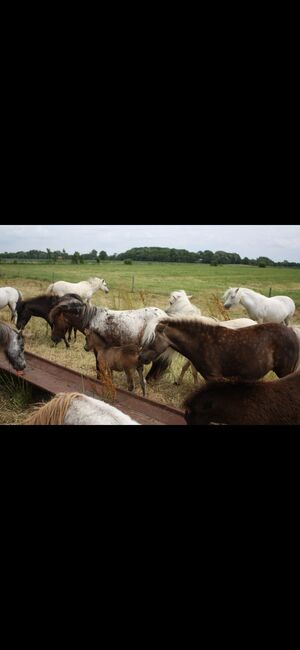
[[1, 260, 299, 306]]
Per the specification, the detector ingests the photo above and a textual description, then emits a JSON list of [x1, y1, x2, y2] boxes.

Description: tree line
[[0, 247, 299, 267]]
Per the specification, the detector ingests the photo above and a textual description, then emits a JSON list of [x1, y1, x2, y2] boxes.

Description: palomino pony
[[49, 297, 166, 349], [184, 371, 300, 425], [15, 293, 83, 348], [0, 321, 26, 371], [139, 316, 299, 381], [22, 392, 139, 425], [47, 277, 109, 304], [223, 287, 295, 325], [0, 286, 23, 324]]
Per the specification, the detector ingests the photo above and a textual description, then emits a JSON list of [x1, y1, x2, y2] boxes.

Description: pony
[[46, 277, 109, 304], [48, 297, 166, 350], [174, 316, 258, 385], [0, 321, 26, 371], [138, 316, 299, 381], [223, 287, 295, 325], [22, 392, 140, 425], [84, 328, 146, 395], [162, 289, 257, 385], [0, 286, 23, 324], [166, 290, 201, 316], [15, 293, 83, 348], [184, 371, 300, 425]]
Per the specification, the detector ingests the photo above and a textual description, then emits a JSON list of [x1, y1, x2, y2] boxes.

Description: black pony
[[15, 293, 83, 348]]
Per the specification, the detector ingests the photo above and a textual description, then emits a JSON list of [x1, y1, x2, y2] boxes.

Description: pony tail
[[146, 348, 176, 382]]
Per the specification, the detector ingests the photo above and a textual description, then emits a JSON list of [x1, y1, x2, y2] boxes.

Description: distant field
[[1, 260, 299, 308]]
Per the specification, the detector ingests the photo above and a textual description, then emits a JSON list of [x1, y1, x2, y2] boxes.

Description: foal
[[84, 328, 146, 395]]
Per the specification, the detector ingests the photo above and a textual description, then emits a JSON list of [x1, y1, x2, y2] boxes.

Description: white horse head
[[223, 287, 241, 309], [88, 277, 109, 293], [168, 290, 193, 306]]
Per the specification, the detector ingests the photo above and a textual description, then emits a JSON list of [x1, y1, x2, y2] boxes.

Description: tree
[[72, 251, 81, 264], [90, 249, 98, 259], [99, 251, 108, 260]]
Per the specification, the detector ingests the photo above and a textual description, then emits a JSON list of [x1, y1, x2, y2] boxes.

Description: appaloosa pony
[[48, 297, 166, 350]]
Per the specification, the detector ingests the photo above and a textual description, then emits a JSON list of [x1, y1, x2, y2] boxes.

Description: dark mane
[[48, 300, 96, 329]]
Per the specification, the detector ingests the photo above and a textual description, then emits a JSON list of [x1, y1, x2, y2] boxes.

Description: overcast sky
[[0, 224, 300, 262]]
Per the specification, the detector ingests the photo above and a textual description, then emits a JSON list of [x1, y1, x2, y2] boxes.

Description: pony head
[[168, 290, 193, 306], [223, 287, 240, 309], [88, 277, 109, 293]]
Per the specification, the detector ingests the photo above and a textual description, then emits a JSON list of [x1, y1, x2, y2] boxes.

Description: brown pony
[[184, 371, 300, 425], [84, 328, 146, 395], [139, 317, 299, 381]]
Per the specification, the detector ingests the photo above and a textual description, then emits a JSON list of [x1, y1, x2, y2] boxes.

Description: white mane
[[166, 290, 201, 316]]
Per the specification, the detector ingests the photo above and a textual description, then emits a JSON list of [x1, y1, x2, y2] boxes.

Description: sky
[[0, 224, 300, 263]]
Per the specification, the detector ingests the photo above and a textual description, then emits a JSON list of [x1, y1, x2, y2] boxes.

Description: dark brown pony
[[139, 317, 299, 381], [16, 293, 82, 348], [184, 371, 300, 425]]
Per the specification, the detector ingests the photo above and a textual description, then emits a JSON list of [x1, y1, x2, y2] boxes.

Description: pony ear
[[187, 295, 193, 299], [235, 288, 239, 294], [157, 321, 167, 332]]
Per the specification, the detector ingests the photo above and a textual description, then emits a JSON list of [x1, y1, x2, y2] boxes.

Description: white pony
[[223, 287, 295, 325], [46, 277, 109, 304], [166, 290, 201, 316], [0, 286, 23, 324], [22, 392, 140, 425], [163, 289, 257, 385]]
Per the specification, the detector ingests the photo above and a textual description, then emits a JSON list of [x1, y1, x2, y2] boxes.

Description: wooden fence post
[[269, 287, 272, 297], [131, 275, 135, 292]]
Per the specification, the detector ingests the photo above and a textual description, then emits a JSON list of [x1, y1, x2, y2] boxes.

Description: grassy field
[[1, 260, 300, 307], [0, 261, 299, 424]]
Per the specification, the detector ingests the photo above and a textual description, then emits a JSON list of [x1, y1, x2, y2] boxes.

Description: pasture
[[0, 261, 299, 423]]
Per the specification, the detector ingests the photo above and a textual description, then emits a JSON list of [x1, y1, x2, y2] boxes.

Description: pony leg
[[137, 366, 146, 396], [63, 336, 70, 349], [9, 302, 17, 324], [74, 328, 77, 342], [125, 369, 134, 392], [191, 364, 199, 384], [174, 359, 191, 385]]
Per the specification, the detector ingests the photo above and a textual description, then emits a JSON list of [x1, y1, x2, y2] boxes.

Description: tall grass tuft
[[96, 357, 117, 403], [206, 293, 231, 320], [0, 370, 33, 410]]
